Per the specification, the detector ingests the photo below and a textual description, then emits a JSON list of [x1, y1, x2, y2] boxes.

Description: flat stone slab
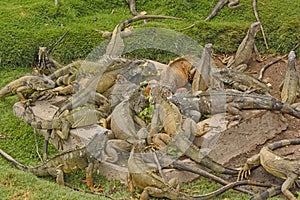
[[195, 110, 288, 165], [13, 97, 200, 184], [13, 96, 105, 149]]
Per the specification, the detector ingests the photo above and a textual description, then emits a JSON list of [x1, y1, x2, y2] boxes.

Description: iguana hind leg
[[85, 162, 103, 192], [281, 174, 298, 200]]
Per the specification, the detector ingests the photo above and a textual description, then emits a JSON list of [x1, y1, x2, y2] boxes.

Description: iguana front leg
[[16, 86, 33, 104], [237, 153, 260, 181]]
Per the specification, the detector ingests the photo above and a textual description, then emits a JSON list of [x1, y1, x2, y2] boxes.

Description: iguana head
[[38, 47, 48, 68], [129, 87, 149, 114], [287, 51, 296, 70], [249, 22, 261, 36], [149, 84, 172, 104], [33, 75, 56, 90]]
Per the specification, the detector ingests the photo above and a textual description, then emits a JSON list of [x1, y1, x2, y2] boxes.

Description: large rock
[[13, 97, 200, 184], [195, 110, 288, 165]]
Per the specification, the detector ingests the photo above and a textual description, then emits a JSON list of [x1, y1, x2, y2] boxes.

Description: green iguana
[[205, 0, 240, 22], [250, 185, 282, 200], [128, 142, 194, 200], [148, 85, 238, 175], [0, 130, 109, 192], [53, 14, 180, 116], [0, 75, 55, 103], [37, 47, 63, 75], [189, 43, 270, 95], [238, 138, 300, 200], [227, 22, 261, 72], [105, 15, 183, 57], [105, 85, 149, 163], [212, 68, 271, 95], [24, 107, 107, 141], [128, 143, 267, 200], [53, 58, 157, 117], [191, 43, 213, 93], [170, 89, 300, 122], [37, 31, 68, 75], [148, 85, 182, 140], [280, 51, 300, 104]]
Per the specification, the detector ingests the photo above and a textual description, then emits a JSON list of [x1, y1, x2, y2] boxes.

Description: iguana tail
[[266, 138, 300, 151], [250, 185, 282, 200], [205, 0, 228, 22], [199, 156, 238, 175], [173, 160, 254, 195], [0, 148, 28, 171], [281, 104, 300, 119], [195, 180, 271, 200]]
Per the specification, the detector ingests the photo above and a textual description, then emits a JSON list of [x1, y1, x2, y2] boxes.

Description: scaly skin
[[0, 75, 55, 102], [54, 58, 157, 117], [128, 144, 194, 200], [128, 143, 261, 200], [212, 68, 271, 95], [106, 85, 149, 163], [205, 0, 240, 22], [227, 22, 261, 72], [192, 43, 213, 93], [280, 51, 300, 104], [170, 118, 238, 175], [148, 85, 182, 139], [160, 56, 193, 92], [23, 108, 106, 140], [37, 47, 63, 75], [250, 185, 282, 200], [238, 139, 300, 200], [106, 15, 183, 57], [0, 131, 109, 192], [149, 85, 238, 175], [170, 89, 300, 120]]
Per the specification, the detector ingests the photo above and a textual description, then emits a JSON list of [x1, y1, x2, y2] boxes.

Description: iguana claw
[[237, 164, 251, 181]]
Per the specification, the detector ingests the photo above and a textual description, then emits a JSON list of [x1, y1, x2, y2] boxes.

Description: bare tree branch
[[253, 0, 268, 49]]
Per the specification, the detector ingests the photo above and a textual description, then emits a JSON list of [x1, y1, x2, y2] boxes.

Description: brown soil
[[212, 54, 300, 197]]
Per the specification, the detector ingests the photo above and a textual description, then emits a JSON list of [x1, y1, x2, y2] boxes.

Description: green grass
[[0, 0, 297, 199], [0, 67, 284, 200], [0, 0, 300, 68]]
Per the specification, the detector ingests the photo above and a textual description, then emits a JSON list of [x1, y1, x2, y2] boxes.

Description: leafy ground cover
[[1, 0, 299, 199]]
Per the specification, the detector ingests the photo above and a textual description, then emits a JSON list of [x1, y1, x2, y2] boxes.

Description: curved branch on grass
[[253, 0, 268, 49]]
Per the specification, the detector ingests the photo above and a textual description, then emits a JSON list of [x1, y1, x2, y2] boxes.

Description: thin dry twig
[[48, 30, 69, 55], [180, 23, 195, 31], [258, 41, 300, 80], [253, 0, 268, 49]]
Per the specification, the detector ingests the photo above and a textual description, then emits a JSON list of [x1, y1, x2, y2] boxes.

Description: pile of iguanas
[[1, 1, 300, 199]]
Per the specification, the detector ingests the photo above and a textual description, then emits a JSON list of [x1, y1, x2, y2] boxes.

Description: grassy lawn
[[1, 0, 299, 199]]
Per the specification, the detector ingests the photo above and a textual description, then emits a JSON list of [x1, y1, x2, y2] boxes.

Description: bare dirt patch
[[210, 54, 300, 196]]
